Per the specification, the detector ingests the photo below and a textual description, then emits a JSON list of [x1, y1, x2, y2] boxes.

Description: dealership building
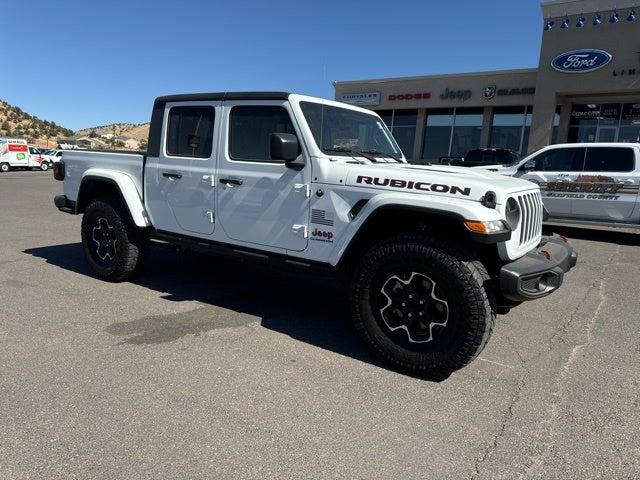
[[334, 0, 640, 162]]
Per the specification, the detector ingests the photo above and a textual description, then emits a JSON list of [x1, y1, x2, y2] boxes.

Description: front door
[[216, 101, 310, 252], [571, 146, 639, 220], [522, 147, 586, 217], [145, 102, 219, 236]]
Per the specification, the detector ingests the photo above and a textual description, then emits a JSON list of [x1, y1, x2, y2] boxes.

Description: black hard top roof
[[154, 92, 290, 103]]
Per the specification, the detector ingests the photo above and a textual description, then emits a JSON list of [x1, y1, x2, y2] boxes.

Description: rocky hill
[[76, 122, 150, 141], [0, 100, 74, 147]]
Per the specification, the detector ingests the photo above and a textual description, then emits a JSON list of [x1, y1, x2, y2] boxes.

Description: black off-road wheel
[[350, 233, 496, 378], [81, 197, 148, 282]]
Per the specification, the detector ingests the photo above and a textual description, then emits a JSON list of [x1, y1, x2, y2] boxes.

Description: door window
[[534, 148, 586, 171], [583, 147, 634, 172], [229, 106, 296, 162], [166, 106, 215, 158]]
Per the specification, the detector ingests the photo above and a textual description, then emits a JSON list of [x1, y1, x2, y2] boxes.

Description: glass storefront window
[[450, 108, 483, 157], [421, 108, 482, 161], [566, 103, 640, 143], [522, 107, 532, 153], [490, 106, 532, 155], [570, 104, 600, 126], [422, 109, 454, 161], [599, 103, 622, 126], [374, 109, 417, 159], [619, 103, 640, 143], [568, 126, 597, 143], [377, 110, 393, 127]]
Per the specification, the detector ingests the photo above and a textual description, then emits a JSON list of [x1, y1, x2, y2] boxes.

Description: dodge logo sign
[[551, 49, 612, 73]]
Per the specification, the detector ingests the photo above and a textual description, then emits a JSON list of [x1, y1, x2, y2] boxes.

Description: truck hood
[[345, 163, 536, 204], [471, 164, 518, 175]]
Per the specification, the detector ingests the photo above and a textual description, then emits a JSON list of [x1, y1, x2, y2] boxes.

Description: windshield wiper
[[360, 149, 404, 163], [324, 147, 378, 163]]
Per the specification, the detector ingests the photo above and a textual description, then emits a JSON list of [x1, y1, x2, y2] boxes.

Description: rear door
[[145, 102, 220, 236], [571, 146, 639, 220], [215, 101, 310, 252], [521, 147, 586, 217]]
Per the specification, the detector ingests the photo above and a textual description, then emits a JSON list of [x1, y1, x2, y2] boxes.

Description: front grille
[[516, 191, 543, 246]]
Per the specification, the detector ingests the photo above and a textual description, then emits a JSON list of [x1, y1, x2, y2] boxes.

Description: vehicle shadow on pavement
[[543, 225, 640, 246], [24, 243, 442, 379]]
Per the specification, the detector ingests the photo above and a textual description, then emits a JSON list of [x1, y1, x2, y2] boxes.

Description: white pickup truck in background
[[476, 143, 640, 228], [53, 91, 577, 377]]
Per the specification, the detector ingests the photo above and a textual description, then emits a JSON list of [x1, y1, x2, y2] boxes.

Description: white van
[[477, 143, 640, 226], [0, 138, 51, 171]]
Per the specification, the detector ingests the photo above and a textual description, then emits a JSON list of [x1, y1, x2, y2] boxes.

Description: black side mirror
[[270, 132, 304, 169], [523, 160, 536, 171]]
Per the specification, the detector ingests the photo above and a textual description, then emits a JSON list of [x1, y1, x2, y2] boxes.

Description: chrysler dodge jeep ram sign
[[551, 49, 612, 73]]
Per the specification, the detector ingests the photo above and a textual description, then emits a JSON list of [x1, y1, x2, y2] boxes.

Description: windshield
[[300, 101, 402, 159]]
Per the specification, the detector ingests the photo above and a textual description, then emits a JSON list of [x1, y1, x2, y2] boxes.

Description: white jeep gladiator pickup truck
[[53, 92, 576, 377]]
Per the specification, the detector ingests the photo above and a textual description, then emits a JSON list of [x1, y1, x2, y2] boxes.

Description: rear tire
[[350, 233, 495, 378], [0, 163, 9, 173], [81, 197, 148, 281]]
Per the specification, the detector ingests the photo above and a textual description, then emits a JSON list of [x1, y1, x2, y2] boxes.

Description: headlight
[[464, 219, 509, 234]]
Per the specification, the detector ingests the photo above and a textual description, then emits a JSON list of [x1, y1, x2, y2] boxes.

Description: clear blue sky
[[1, 0, 543, 130]]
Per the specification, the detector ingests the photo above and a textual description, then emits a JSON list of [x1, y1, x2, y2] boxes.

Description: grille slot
[[515, 191, 542, 246]]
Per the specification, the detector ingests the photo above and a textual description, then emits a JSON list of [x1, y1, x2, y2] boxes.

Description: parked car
[[52, 91, 576, 377], [440, 148, 520, 167], [475, 143, 640, 227]]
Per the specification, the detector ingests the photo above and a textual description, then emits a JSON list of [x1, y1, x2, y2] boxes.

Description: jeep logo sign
[[551, 49, 612, 73]]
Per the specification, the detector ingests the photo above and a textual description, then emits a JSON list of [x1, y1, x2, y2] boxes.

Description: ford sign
[[551, 49, 612, 73]]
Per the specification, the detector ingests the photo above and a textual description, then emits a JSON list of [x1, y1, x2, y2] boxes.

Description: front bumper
[[499, 235, 577, 302]]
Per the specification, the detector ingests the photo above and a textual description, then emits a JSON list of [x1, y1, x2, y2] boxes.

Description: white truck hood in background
[[344, 163, 536, 204], [471, 164, 519, 176]]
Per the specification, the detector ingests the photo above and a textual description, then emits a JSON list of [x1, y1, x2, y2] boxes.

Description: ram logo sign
[[551, 49, 612, 73]]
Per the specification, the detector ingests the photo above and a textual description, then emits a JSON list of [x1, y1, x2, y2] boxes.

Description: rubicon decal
[[356, 176, 471, 196]]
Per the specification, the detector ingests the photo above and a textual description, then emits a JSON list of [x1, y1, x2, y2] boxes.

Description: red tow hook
[[540, 250, 552, 260], [557, 235, 569, 243]]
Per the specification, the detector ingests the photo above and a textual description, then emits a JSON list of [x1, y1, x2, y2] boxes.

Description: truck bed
[[61, 150, 146, 203]]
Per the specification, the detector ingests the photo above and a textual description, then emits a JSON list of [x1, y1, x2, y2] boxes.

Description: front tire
[[350, 234, 495, 378], [81, 197, 148, 281], [40, 162, 49, 171]]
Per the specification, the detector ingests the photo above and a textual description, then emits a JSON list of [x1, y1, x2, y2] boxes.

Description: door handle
[[162, 171, 182, 180], [219, 177, 243, 186]]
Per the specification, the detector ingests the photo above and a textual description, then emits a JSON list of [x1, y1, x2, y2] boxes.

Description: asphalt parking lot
[[1, 170, 639, 479]]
